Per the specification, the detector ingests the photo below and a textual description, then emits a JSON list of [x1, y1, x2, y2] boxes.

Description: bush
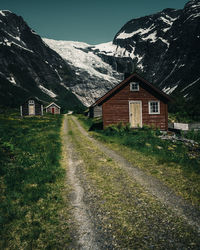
[[185, 130, 200, 144], [104, 123, 131, 135], [89, 119, 103, 131]]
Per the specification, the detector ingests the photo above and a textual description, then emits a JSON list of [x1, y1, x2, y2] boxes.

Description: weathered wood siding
[[89, 105, 102, 118], [46, 105, 60, 114], [94, 105, 102, 118], [102, 79, 168, 130], [21, 100, 43, 116]]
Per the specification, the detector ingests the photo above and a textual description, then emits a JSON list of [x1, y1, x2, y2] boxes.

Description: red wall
[[102, 81, 168, 130], [46, 105, 60, 114]]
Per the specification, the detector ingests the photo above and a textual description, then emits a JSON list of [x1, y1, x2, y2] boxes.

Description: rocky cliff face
[[1, 0, 200, 113], [45, 0, 200, 112], [0, 10, 82, 109], [112, 0, 200, 102], [43, 39, 135, 106]]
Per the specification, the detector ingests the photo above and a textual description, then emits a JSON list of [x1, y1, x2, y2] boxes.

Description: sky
[[1, 0, 189, 44]]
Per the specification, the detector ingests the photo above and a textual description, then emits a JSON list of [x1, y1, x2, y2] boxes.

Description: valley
[[1, 112, 199, 248], [0, 0, 200, 120], [0, 0, 200, 248]]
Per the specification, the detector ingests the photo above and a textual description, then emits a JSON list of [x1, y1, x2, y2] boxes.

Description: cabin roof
[[45, 102, 61, 109], [21, 96, 43, 105], [91, 72, 171, 107]]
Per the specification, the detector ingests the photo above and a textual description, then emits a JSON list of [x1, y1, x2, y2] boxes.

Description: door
[[52, 107, 55, 114], [129, 101, 142, 128], [28, 104, 35, 115]]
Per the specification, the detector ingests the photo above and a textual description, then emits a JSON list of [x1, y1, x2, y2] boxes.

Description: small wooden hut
[[89, 105, 102, 118], [90, 73, 171, 130], [20, 97, 43, 116], [45, 102, 60, 114]]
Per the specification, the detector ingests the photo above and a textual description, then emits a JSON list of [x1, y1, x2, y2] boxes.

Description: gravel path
[[71, 116, 200, 233], [63, 116, 100, 249]]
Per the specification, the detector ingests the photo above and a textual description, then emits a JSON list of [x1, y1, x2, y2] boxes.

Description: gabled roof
[[92, 72, 171, 107], [45, 102, 61, 109], [22, 96, 43, 105]]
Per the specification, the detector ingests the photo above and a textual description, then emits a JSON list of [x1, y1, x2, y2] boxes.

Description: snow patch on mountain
[[0, 10, 6, 16], [39, 85, 57, 98], [43, 38, 123, 106], [142, 31, 157, 43], [159, 37, 170, 47], [184, 12, 200, 22], [43, 38, 118, 82], [92, 41, 117, 55], [181, 77, 200, 92], [163, 85, 178, 94], [7, 75, 17, 85], [116, 26, 155, 40]]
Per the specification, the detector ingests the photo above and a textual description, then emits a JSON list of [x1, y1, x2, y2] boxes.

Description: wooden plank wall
[[102, 81, 168, 130], [46, 105, 60, 114], [22, 101, 42, 116]]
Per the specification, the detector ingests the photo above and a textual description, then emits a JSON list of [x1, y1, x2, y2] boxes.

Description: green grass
[[68, 116, 200, 248], [185, 129, 200, 144], [75, 114, 99, 130], [0, 112, 71, 249], [77, 115, 200, 206]]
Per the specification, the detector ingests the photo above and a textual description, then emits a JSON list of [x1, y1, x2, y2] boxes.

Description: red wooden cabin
[[91, 73, 171, 130], [45, 102, 60, 114]]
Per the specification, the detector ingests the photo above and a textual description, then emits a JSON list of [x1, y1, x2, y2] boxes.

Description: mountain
[[112, 0, 200, 117], [0, 10, 82, 110], [42, 39, 134, 106], [44, 0, 200, 118], [113, 0, 200, 98], [1, 0, 200, 117]]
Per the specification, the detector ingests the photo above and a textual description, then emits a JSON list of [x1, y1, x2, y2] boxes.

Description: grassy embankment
[[77, 115, 200, 207], [0, 111, 71, 249], [68, 116, 200, 248]]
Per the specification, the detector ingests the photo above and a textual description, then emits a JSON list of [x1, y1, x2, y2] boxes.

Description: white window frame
[[148, 101, 160, 114], [130, 82, 139, 91], [28, 100, 35, 105]]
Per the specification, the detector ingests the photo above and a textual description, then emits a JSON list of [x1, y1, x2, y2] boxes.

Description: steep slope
[[0, 10, 82, 110], [112, 0, 200, 107], [1, 0, 199, 115], [45, 0, 200, 115], [43, 39, 134, 106]]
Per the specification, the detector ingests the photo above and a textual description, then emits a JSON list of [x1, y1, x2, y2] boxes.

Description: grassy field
[[68, 116, 200, 248], [0, 111, 71, 249], [77, 115, 200, 207]]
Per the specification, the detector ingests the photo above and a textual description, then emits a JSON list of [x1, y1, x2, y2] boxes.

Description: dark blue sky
[[1, 0, 189, 44]]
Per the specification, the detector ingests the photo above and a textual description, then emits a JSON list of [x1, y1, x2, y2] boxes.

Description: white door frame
[[129, 101, 142, 128], [28, 104, 35, 115]]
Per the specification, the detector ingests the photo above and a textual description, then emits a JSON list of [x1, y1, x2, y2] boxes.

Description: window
[[149, 101, 160, 114], [130, 82, 139, 91], [29, 100, 35, 105], [28, 100, 35, 105]]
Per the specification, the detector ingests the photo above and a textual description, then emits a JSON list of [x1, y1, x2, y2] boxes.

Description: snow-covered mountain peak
[[1, 1, 200, 114], [0, 10, 83, 109], [0, 10, 11, 16]]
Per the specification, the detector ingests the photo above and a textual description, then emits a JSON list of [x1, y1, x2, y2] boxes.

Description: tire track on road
[[63, 115, 100, 250], [72, 115, 200, 233]]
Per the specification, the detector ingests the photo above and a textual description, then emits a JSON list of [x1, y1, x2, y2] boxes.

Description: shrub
[[104, 123, 131, 135]]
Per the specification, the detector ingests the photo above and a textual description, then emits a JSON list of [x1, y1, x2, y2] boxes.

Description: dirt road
[[62, 115, 200, 249]]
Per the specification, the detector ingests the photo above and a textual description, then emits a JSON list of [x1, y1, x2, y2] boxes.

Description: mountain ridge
[[0, 0, 200, 118], [0, 10, 83, 110]]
